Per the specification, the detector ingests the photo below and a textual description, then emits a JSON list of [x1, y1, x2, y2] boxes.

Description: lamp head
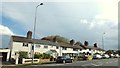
[[40, 3, 43, 5]]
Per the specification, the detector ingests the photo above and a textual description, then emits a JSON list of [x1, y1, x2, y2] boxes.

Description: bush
[[34, 53, 50, 59], [34, 53, 43, 59], [19, 51, 28, 59], [42, 53, 50, 59], [18, 51, 28, 63]]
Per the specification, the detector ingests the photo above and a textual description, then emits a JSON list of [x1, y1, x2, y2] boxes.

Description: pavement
[[31, 58, 119, 66], [0, 61, 16, 66]]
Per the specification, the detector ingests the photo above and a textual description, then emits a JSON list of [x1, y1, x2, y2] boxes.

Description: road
[[2, 58, 119, 68], [31, 58, 119, 66]]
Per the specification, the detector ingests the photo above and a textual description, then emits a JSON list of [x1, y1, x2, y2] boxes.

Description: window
[[23, 43, 28, 47], [36, 44, 41, 48], [56, 46, 59, 49], [44, 46, 48, 48], [87, 52, 89, 55], [73, 48, 78, 51], [62, 47, 67, 50]]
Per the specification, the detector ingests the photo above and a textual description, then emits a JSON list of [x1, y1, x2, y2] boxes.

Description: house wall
[[62, 48, 78, 53], [11, 42, 64, 59], [92, 50, 105, 55], [10, 41, 105, 59], [11, 42, 82, 59], [80, 49, 89, 53], [11, 42, 31, 59]]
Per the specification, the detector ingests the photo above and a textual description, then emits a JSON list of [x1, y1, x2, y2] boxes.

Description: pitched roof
[[12, 36, 59, 46], [58, 42, 83, 49], [80, 45, 94, 49], [11, 36, 104, 50], [94, 47, 105, 51], [11, 36, 83, 49], [82, 45, 105, 51]]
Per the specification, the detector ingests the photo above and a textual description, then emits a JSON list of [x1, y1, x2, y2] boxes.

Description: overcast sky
[[0, 0, 119, 50]]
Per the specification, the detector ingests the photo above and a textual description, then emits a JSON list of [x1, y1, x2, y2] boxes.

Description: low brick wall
[[39, 59, 50, 62], [22, 58, 39, 64]]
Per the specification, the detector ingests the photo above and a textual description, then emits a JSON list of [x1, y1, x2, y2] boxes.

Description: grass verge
[[16, 61, 56, 67]]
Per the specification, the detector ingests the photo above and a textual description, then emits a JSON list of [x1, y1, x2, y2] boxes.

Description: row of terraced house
[[1, 31, 105, 62]]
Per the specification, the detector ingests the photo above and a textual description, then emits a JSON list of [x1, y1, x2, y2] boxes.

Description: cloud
[[1, 2, 118, 50], [95, 0, 119, 24], [80, 19, 88, 24], [3, 4, 29, 26], [0, 24, 14, 35]]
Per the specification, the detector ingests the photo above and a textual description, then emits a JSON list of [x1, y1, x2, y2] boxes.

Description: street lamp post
[[102, 32, 105, 50], [32, 3, 43, 63]]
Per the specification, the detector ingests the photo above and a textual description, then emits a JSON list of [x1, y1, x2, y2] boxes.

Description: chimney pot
[[94, 43, 97, 47], [27, 31, 32, 39]]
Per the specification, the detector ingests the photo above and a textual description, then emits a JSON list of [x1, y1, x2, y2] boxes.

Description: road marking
[[91, 63, 100, 66], [81, 64, 90, 66]]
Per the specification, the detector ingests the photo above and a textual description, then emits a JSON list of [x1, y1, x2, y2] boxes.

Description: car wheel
[[71, 60, 73, 63], [63, 60, 65, 63]]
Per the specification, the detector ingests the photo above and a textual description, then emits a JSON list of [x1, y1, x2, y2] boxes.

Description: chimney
[[27, 31, 32, 39], [84, 41, 88, 46], [70, 39, 75, 46], [94, 43, 97, 48]]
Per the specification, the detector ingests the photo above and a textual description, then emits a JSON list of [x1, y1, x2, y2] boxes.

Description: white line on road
[[91, 63, 100, 66]]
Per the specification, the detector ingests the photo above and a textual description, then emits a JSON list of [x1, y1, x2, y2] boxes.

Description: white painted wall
[[62, 48, 78, 54], [10, 41, 105, 59], [11, 42, 63, 58]]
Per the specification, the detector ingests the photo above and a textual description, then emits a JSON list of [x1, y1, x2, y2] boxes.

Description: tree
[[115, 50, 120, 55], [41, 35, 69, 43], [84, 41, 88, 46], [53, 36, 57, 42], [75, 41, 82, 46], [105, 50, 114, 54]]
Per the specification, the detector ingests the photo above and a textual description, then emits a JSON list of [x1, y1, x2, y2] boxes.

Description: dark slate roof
[[94, 47, 105, 51], [58, 42, 83, 49], [80, 45, 94, 49], [12, 36, 59, 46], [11, 36, 104, 51], [82, 45, 105, 51], [11, 36, 83, 49]]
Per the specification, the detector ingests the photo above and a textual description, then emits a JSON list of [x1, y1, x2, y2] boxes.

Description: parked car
[[110, 54, 115, 58], [102, 54, 109, 59], [93, 54, 102, 59], [78, 54, 88, 60], [114, 54, 120, 58], [56, 56, 73, 63]]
